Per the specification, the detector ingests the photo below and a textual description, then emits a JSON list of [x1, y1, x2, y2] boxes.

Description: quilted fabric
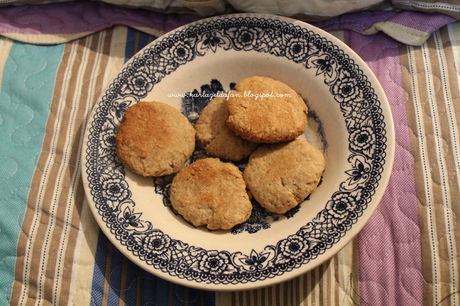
[[0, 2, 459, 305]]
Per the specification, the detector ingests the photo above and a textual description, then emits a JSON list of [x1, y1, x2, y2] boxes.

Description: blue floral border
[[85, 16, 387, 285]]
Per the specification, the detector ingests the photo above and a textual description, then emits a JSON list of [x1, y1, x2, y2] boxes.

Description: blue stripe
[[189, 288, 216, 306], [141, 270, 170, 306], [204, 290, 216, 306], [137, 31, 151, 53], [107, 245, 125, 305], [90, 231, 109, 306], [188, 288, 202, 306], [0, 41, 64, 305], [172, 284, 185, 306], [124, 27, 137, 62], [123, 259, 139, 305], [124, 27, 158, 62]]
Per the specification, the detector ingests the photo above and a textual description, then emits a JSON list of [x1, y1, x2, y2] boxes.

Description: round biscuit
[[195, 96, 258, 161], [170, 158, 252, 230], [226, 76, 308, 143], [115, 101, 195, 177], [243, 139, 325, 214]]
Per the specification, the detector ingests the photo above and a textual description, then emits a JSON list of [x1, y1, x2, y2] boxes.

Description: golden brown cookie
[[115, 101, 195, 177], [170, 158, 252, 230], [243, 139, 325, 214], [195, 96, 258, 161], [226, 76, 308, 143]]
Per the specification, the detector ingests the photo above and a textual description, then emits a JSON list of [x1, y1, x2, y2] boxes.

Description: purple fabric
[[0, 1, 201, 36], [0, 1, 455, 46], [314, 11, 399, 33], [345, 31, 424, 306], [315, 10, 455, 35], [389, 10, 456, 32]]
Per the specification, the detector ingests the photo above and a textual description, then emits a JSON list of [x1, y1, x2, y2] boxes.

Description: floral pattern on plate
[[83, 15, 389, 286]]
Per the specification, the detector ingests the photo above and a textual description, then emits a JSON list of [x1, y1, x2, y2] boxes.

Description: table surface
[[0, 2, 459, 305]]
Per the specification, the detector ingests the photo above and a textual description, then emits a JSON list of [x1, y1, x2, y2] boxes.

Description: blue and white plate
[[81, 14, 395, 290]]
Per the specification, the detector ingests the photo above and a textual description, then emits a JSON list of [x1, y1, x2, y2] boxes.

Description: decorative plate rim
[[81, 13, 395, 290]]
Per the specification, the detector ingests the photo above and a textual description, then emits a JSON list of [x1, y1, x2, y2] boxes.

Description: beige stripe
[[48, 34, 98, 304], [70, 198, 100, 305], [281, 280, 294, 305], [431, 28, 460, 305], [36, 35, 93, 304], [421, 33, 456, 305], [281, 281, 292, 305], [184, 287, 190, 305], [133, 31, 141, 56], [400, 29, 460, 305], [228, 291, 234, 306], [392, 1, 460, 19], [60, 29, 113, 305], [148, 34, 156, 45], [244, 290, 250, 306], [318, 264, 324, 304], [278, 280, 283, 306], [405, 41, 441, 305], [0, 31, 95, 45], [399, 41, 435, 304], [247, 288, 254, 306], [311, 267, 318, 304], [257, 286, 263, 305], [328, 30, 345, 42], [0, 37, 13, 93], [25, 38, 85, 304], [351, 238, 360, 305], [58, 29, 116, 305], [33, 36, 85, 302], [445, 24, 460, 306], [333, 239, 359, 305], [69, 27, 118, 305], [332, 255, 339, 305], [67, 28, 112, 305], [276, 283, 281, 305], [267, 284, 273, 305], [132, 27, 166, 41], [302, 270, 309, 305], [327, 259, 332, 305], [103, 26, 129, 88], [119, 256, 129, 306], [298, 270, 304, 306]]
